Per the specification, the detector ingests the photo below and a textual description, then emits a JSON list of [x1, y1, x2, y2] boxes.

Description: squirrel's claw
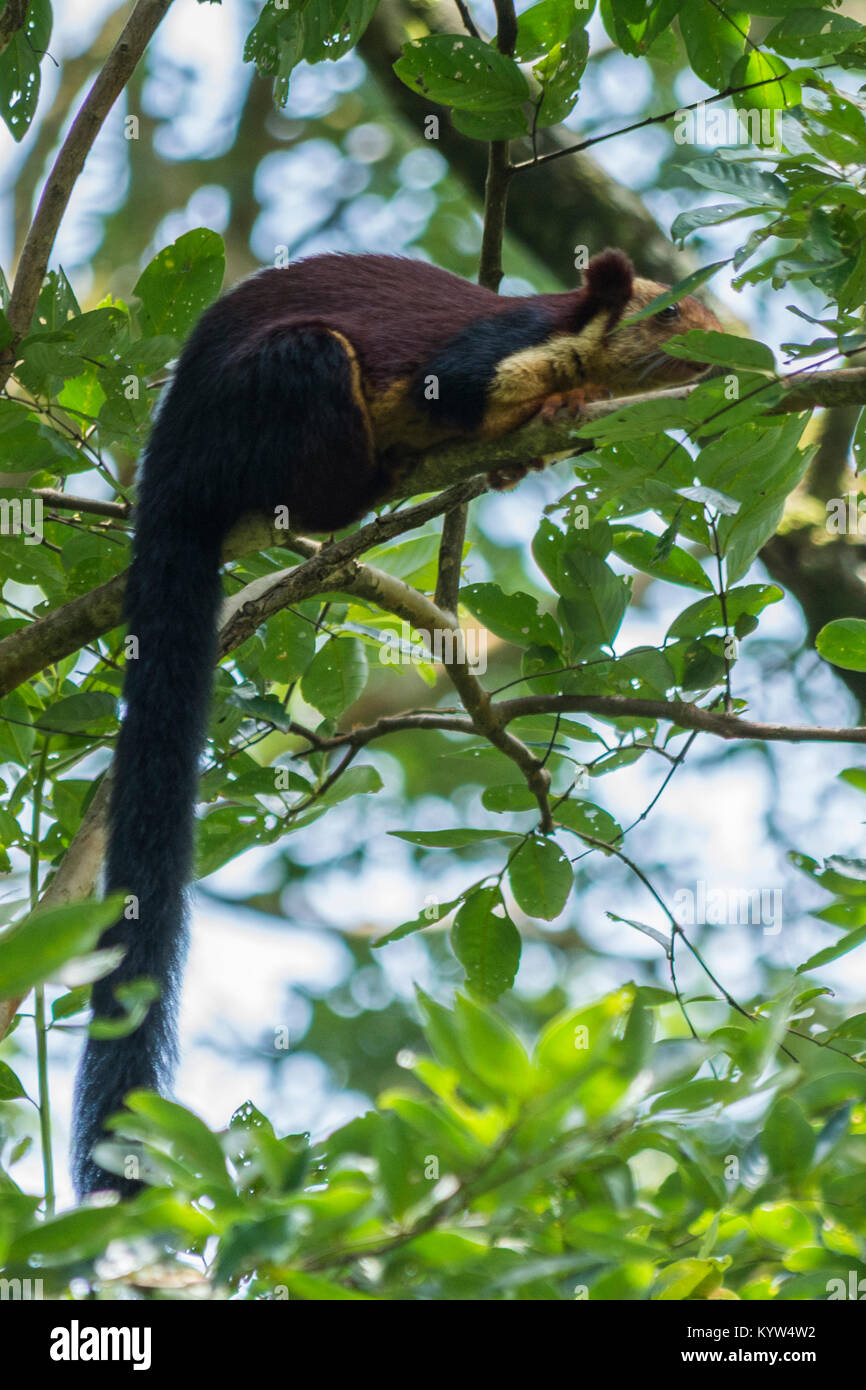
[[537, 386, 589, 422]]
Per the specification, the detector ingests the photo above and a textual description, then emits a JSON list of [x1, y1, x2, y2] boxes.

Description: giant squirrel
[[72, 249, 720, 1195]]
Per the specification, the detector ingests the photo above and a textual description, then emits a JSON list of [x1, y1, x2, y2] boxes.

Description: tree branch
[[6, 362, 866, 697], [360, 0, 695, 285], [288, 537, 555, 830], [434, 505, 467, 614], [0, 478, 487, 697], [495, 694, 866, 743], [34, 489, 130, 520], [2, 0, 174, 381], [435, 0, 516, 657], [394, 365, 866, 496]]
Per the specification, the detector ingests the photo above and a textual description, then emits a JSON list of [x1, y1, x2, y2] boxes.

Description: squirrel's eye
[[655, 304, 681, 323]]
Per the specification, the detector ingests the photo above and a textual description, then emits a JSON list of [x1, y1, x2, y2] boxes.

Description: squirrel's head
[[573, 250, 722, 391]]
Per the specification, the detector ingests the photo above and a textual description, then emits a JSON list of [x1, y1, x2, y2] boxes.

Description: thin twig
[[510, 62, 835, 172], [453, 0, 481, 40], [3, 0, 175, 374], [34, 489, 130, 520], [496, 694, 866, 745]]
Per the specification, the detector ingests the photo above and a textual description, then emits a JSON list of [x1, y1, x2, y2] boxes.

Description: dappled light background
[[2, 0, 864, 1206]]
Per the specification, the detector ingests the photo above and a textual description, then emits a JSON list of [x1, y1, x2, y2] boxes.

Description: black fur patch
[[72, 321, 385, 1196], [409, 303, 553, 430], [228, 325, 383, 531]]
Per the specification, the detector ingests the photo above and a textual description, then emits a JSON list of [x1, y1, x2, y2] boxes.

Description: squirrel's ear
[[582, 250, 634, 320]]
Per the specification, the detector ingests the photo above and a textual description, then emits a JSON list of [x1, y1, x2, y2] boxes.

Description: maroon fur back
[[207, 253, 634, 390]]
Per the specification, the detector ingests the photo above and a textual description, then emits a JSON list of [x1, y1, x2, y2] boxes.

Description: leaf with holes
[[301, 636, 368, 718], [508, 835, 572, 921], [134, 230, 225, 340], [451, 887, 522, 1001]]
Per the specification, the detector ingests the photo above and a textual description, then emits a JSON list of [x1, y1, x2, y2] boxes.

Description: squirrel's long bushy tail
[[71, 437, 224, 1196], [71, 314, 385, 1195]]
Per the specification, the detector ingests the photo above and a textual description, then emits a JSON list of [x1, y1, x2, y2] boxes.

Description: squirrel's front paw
[[536, 387, 587, 422], [486, 458, 546, 491]]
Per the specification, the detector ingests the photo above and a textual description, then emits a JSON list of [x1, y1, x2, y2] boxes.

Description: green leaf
[[601, 0, 684, 55], [654, 1257, 727, 1301], [797, 926, 866, 973], [301, 635, 368, 718], [0, 689, 34, 762], [680, 4, 747, 86], [394, 35, 530, 112], [508, 835, 572, 921], [623, 261, 728, 323], [482, 783, 539, 813], [730, 51, 801, 113], [51, 986, 90, 1021], [766, 9, 863, 59], [611, 527, 713, 590], [283, 1272, 375, 1300], [244, 0, 379, 97], [555, 799, 622, 845], [661, 329, 775, 374], [35, 692, 116, 734], [301, 763, 382, 815], [557, 552, 630, 651], [383, 1092, 483, 1166], [535, 991, 631, 1078], [8, 1206, 126, 1264], [390, 827, 518, 848], [840, 768, 866, 796], [667, 584, 783, 639], [609, 912, 669, 952], [516, 0, 593, 62], [684, 157, 787, 207], [612, 645, 677, 698], [751, 1202, 812, 1249], [451, 887, 521, 1002], [453, 993, 535, 1098], [461, 583, 560, 649], [0, 898, 122, 997], [533, 28, 589, 127], [87, 977, 159, 1041], [123, 1092, 229, 1185], [0, 402, 60, 473], [816, 618, 866, 673], [134, 229, 225, 340], [621, 999, 654, 1074], [300, 0, 379, 65], [452, 107, 529, 141], [822, 852, 866, 884], [244, 0, 307, 95], [671, 203, 758, 245], [763, 1096, 815, 1179], [374, 896, 463, 947], [226, 690, 293, 732], [258, 608, 317, 682], [0, 1060, 27, 1101], [0, 0, 52, 141]]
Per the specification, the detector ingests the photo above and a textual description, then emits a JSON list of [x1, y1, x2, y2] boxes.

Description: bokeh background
[[2, 0, 865, 1206]]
